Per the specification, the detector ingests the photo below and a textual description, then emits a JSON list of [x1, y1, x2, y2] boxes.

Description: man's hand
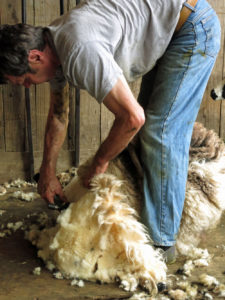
[[82, 160, 109, 188], [37, 171, 67, 204]]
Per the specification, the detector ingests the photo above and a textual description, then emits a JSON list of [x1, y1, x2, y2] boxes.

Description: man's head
[[0, 23, 60, 87]]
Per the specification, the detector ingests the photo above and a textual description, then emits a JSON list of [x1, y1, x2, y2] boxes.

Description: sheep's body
[[176, 122, 225, 256], [28, 122, 225, 294], [31, 158, 166, 295], [176, 155, 225, 256]]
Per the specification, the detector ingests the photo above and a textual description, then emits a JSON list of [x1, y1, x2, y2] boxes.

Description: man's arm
[[38, 83, 69, 203], [83, 76, 145, 187]]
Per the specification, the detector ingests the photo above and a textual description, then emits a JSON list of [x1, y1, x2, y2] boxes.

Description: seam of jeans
[[200, 21, 207, 56], [159, 23, 197, 244], [160, 133, 165, 244]]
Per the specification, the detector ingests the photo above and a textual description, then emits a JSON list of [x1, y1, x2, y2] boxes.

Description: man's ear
[[28, 49, 44, 65]]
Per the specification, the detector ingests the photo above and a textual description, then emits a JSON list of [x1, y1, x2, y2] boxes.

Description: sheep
[[176, 122, 225, 257], [210, 78, 225, 101], [29, 158, 167, 296], [27, 122, 225, 296]]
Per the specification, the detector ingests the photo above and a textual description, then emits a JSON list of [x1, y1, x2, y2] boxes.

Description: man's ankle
[[154, 245, 176, 264]]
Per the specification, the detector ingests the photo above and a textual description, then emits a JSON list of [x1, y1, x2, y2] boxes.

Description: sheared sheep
[[176, 122, 225, 257], [27, 122, 225, 296], [30, 158, 167, 295]]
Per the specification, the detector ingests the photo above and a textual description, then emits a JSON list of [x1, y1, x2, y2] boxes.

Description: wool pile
[[28, 160, 167, 295]]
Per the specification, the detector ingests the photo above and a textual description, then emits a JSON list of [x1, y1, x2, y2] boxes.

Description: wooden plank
[[0, 0, 21, 24], [197, 60, 222, 133], [64, 0, 76, 12], [197, 12, 224, 134], [31, 0, 61, 155], [0, 150, 74, 182], [0, 0, 26, 152], [33, 150, 75, 176], [33, 83, 50, 152], [194, 0, 224, 134], [3, 85, 26, 152], [79, 90, 101, 163], [66, 0, 77, 11], [0, 87, 4, 151], [24, 1, 37, 155], [33, 0, 60, 26], [208, 0, 225, 14], [24, 86, 36, 152], [3, 84, 26, 152], [67, 86, 76, 151], [65, 1, 77, 154], [220, 13, 225, 140], [129, 78, 141, 100], [100, 104, 114, 143], [209, 0, 225, 137], [0, 152, 31, 182]]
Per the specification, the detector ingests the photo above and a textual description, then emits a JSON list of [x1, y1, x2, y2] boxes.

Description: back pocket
[[201, 12, 221, 57]]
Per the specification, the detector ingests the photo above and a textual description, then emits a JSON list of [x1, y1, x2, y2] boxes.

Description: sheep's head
[[211, 78, 225, 101]]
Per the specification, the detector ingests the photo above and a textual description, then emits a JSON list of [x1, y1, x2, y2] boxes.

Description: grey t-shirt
[[48, 0, 185, 102]]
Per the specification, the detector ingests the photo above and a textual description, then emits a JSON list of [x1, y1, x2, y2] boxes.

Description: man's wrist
[[40, 162, 56, 177], [94, 155, 108, 169]]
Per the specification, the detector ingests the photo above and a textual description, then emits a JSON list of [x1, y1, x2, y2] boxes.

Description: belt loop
[[175, 0, 198, 32], [183, 2, 196, 12]]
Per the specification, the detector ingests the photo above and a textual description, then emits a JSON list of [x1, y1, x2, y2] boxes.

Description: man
[[0, 0, 221, 262]]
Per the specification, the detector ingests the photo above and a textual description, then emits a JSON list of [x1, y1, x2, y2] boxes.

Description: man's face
[[5, 47, 59, 88], [5, 65, 55, 88], [5, 71, 47, 88]]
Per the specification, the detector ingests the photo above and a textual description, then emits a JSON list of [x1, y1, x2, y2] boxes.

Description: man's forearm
[[95, 77, 145, 167], [79, 77, 145, 187], [40, 83, 69, 174], [94, 111, 143, 167]]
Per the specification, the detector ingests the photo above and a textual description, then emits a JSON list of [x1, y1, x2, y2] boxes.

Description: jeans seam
[[160, 24, 197, 245], [200, 21, 207, 56]]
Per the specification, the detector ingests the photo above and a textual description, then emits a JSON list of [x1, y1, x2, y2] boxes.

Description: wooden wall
[[0, 0, 224, 181], [197, 0, 225, 137]]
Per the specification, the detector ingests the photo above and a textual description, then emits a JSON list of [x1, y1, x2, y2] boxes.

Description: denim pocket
[[200, 12, 221, 57]]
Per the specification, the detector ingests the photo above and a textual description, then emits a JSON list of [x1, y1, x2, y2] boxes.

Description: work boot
[[155, 245, 176, 264]]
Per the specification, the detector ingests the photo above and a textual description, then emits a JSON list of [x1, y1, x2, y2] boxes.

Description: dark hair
[[0, 23, 48, 84]]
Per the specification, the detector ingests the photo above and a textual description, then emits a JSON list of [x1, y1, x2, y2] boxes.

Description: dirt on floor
[[0, 183, 225, 300]]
